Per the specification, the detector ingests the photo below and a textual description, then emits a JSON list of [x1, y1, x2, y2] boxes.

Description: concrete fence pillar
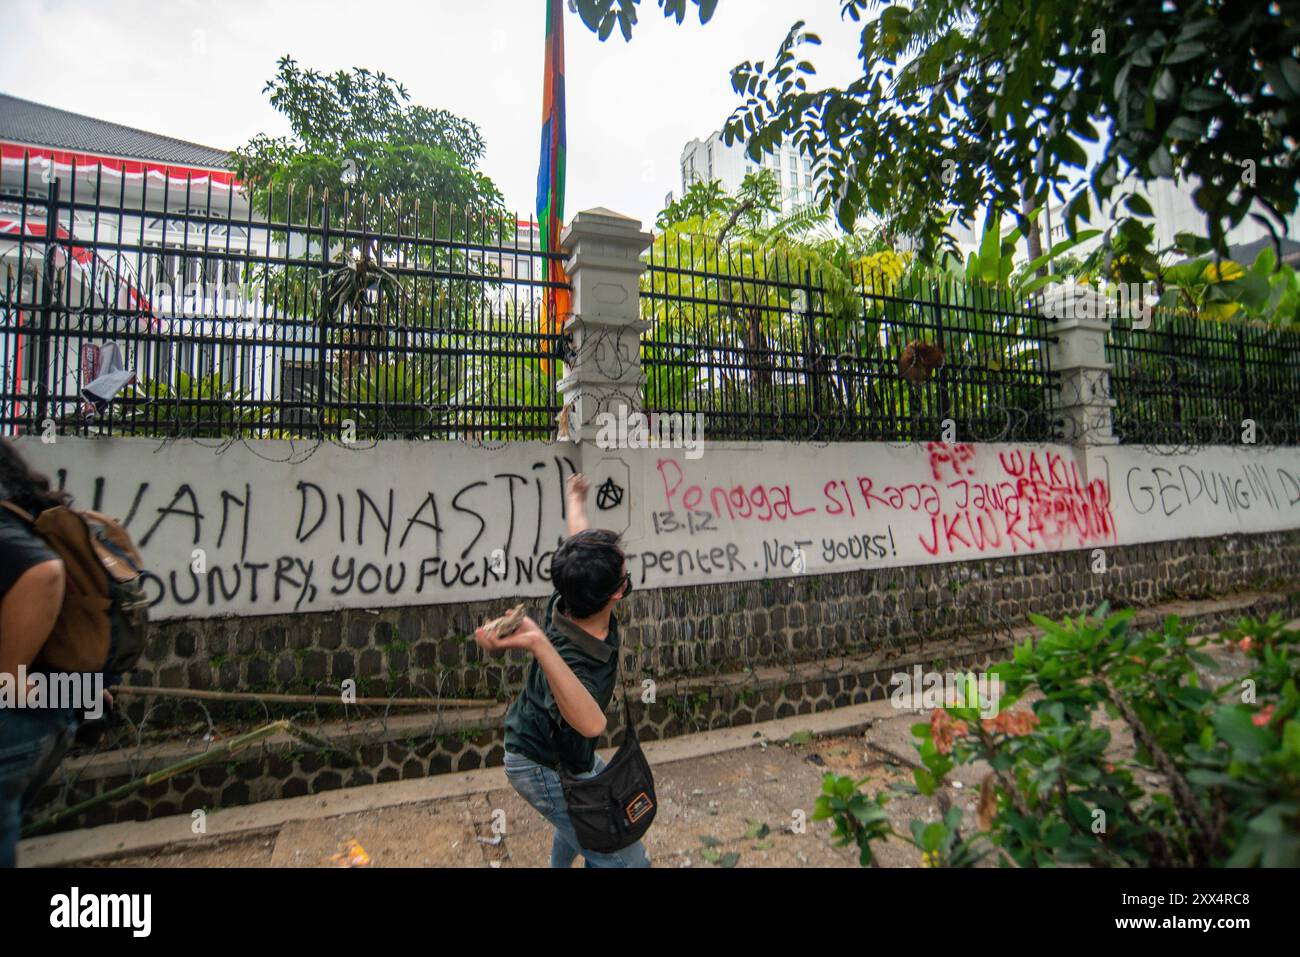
[[1042, 285, 1117, 447], [556, 207, 654, 444]]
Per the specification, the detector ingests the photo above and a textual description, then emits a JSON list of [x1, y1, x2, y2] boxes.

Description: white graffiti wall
[[14, 437, 1300, 620]]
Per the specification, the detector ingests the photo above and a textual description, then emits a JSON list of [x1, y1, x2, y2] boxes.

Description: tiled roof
[[0, 93, 231, 168]]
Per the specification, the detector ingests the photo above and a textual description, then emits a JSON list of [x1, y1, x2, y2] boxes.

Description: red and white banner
[[1, 143, 240, 190]]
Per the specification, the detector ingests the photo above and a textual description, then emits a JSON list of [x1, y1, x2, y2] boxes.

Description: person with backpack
[[0, 439, 81, 868], [0, 438, 147, 866], [473, 473, 652, 868]]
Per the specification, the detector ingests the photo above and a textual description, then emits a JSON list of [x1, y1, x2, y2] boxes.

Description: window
[[279, 361, 318, 427], [197, 342, 216, 379], [239, 344, 255, 392], [176, 340, 195, 378], [148, 340, 172, 386], [805, 173, 813, 188], [218, 342, 235, 386], [789, 170, 799, 187], [788, 153, 798, 169], [225, 256, 244, 297]]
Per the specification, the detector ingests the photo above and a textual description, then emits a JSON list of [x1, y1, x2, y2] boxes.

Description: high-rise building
[[679, 130, 818, 225]]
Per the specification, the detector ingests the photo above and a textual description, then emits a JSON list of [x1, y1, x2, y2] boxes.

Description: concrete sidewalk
[[23, 696, 950, 868]]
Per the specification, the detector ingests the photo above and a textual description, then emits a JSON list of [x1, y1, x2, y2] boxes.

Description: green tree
[[229, 57, 528, 440], [571, 0, 717, 40], [231, 55, 503, 218], [1089, 223, 1300, 324], [647, 178, 1085, 440], [577, 1, 1300, 273], [647, 173, 965, 437]]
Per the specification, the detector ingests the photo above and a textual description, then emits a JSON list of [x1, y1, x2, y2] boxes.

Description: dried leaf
[[898, 339, 945, 384], [976, 772, 998, 831], [330, 839, 371, 868], [556, 400, 578, 442]]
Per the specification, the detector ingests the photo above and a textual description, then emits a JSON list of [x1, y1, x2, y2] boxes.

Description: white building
[[0, 94, 547, 433], [679, 131, 818, 225], [0, 93, 286, 430]]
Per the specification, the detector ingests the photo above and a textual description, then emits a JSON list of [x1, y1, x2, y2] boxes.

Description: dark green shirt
[[502, 591, 620, 774]]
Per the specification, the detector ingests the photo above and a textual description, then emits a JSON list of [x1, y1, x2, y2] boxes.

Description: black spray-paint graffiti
[[56, 457, 579, 612], [1122, 463, 1300, 517]]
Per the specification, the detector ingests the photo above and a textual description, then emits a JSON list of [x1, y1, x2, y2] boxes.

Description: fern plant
[[122, 371, 274, 438]]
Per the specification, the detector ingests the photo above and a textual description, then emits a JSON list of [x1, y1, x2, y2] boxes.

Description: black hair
[[0, 439, 70, 514], [551, 528, 626, 618]]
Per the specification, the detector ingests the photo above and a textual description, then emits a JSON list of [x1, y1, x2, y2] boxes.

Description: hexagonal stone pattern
[[22, 531, 1300, 834]]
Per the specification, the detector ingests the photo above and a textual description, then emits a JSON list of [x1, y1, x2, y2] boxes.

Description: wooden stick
[[22, 720, 290, 837]]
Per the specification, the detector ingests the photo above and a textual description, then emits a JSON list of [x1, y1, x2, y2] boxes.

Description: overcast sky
[[1, 0, 863, 226]]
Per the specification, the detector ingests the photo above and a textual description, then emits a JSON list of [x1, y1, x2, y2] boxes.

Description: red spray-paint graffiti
[[916, 444, 1115, 556], [654, 445, 1116, 558]]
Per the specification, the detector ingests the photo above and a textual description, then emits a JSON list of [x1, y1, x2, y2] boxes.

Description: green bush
[[815, 609, 1300, 867]]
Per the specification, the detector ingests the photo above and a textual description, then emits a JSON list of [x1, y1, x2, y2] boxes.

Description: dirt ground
[[84, 720, 950, 869]]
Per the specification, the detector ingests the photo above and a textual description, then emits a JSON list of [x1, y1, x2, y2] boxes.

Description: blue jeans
[[0, 707, 77, 868], [504, 750, 651, 868]]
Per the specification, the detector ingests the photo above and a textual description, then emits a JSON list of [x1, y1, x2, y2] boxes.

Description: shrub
[[815, 608, 1300, 867]]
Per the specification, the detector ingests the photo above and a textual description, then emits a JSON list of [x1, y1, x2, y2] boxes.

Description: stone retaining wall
[[24, 531, 1300, 833]]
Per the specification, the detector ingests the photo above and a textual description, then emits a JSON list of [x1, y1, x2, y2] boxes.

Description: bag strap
[[618, 683, 641, 747], [0, 499, 35, 524]]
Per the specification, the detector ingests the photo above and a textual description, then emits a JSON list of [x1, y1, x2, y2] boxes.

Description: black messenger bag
[[559, 687, 657, 853]]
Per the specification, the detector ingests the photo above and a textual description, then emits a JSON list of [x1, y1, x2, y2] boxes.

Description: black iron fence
[[1108, 310, 1300, 446], [640, 234, 1059, 443], [5, 149, 1298, 449], [0, 153, 566, 440]]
